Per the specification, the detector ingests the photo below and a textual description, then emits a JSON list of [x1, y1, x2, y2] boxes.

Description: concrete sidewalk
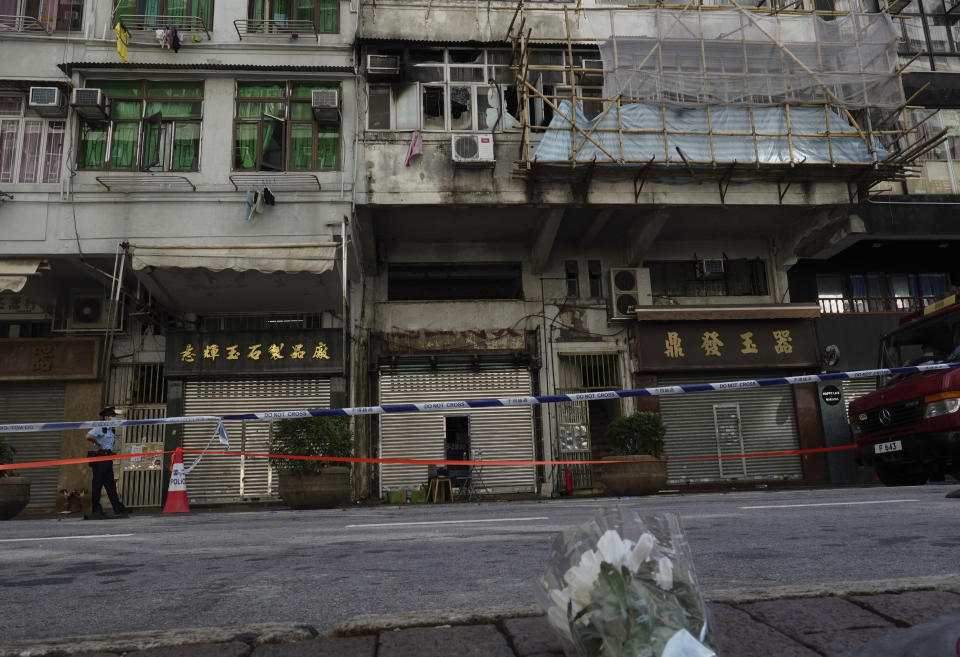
[[3, 576, 959, 657]]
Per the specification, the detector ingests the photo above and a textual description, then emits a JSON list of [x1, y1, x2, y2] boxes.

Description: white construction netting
[[583, 7, 903, 109]]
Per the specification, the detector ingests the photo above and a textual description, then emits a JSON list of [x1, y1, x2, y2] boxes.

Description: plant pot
[[601, 455, 666, 497], [278, 467, 351, 509], [0, 476, 31, 520]]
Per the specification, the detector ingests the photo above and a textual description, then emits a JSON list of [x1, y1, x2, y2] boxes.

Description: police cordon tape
[[0, 444, 858, 472], [0, 361, 956, 435]]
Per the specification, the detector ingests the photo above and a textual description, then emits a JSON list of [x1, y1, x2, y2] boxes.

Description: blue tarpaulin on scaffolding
[[533, 100, 886, 165]]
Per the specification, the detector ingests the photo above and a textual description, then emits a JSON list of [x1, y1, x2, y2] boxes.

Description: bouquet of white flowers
[[538, 508, 714, 657]]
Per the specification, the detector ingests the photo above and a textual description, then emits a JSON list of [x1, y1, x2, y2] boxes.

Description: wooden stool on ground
[[427, 477, 453, 503]]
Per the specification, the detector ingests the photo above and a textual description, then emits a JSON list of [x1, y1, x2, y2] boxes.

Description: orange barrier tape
[[0, 444, 856, 471]]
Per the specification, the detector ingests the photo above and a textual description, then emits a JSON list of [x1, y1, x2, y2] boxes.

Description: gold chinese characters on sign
[[180, 342, 332, 363], [665, 330, 793, 359]]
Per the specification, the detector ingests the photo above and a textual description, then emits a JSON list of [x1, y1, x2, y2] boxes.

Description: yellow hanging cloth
[[115, 22, 130, 62]]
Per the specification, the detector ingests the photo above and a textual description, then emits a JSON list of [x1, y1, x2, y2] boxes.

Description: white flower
[[547, 604, 574, 642], [654, 555, 674, 590], [564, 549, 602, 610], [624, 532, 656, 572], [595, 529, 634, 568]]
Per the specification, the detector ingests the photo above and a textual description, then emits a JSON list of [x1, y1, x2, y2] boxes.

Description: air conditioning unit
[[577, 59, 604, 85], [67, 295, 114, 330], [367, 54, 401, 78], [608, 267, 652, 320], [451, 134, 495, 166], [29, 86, 67, 118], [311, 89, 339, 123], [71, 88, 110, 123], [696, 258, 725, 280]]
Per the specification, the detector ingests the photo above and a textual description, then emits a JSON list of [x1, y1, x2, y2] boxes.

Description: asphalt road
[[2, 484, 959, 643]]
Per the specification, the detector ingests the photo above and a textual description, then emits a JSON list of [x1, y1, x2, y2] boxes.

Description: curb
[[3, 575, 958, 656], [0, 624, 316, 657]]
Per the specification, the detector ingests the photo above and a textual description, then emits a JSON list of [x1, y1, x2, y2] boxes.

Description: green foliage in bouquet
[[0, 437, 16, 478]]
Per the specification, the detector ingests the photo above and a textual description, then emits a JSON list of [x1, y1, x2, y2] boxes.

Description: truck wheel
[[876, 466, 929, 487]]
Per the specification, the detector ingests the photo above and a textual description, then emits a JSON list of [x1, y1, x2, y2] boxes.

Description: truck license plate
[[874, 440, 903, 454]]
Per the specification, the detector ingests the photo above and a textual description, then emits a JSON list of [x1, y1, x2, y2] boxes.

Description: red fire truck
[[849, 294, 960, 486]]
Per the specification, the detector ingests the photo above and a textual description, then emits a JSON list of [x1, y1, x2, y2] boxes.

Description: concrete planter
[[0, 476, 31, 520], [278, 467, 351, 509], [601, 456, 667, 497]]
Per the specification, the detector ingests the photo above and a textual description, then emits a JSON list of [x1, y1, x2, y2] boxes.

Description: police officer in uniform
[[85, 407, 128, 519]]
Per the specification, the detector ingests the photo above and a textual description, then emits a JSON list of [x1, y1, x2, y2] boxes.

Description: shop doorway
[[445, 415, 470, 488]]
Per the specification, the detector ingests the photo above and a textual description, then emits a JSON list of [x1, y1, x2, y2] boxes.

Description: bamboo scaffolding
[[506, 0, 929, 183]]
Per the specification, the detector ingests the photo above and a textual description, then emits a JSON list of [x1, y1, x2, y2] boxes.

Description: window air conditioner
[[311, 89, 339, 123], [67, 295, 113, 330], [367, 54, 401, 78], [696, 258, 725, 280], [451, 134, 495, 166], [608, 267, 652, 320], [71, 88, 110, 123], [29, 86, 67, 118], [578, 59, 605, 86]]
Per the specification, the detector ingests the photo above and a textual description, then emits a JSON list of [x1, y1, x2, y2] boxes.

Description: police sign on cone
[[162, 446, 190, 514]]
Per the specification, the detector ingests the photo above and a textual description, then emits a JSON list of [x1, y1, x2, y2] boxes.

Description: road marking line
[[346, 516, 549, 528], [0, 533, 134, 543], [740, 499, 919, 510]]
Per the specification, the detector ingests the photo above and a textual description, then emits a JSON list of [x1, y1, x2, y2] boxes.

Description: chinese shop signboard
[[165, 330, 342, 377], [0, 338, 100, 381], [635, 320, 819, 371]]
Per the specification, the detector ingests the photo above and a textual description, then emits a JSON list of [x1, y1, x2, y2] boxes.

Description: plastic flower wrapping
[[538, 507, 715, 657]]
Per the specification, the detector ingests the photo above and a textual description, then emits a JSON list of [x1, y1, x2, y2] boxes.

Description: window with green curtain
[[317, 129, 338, 169], [171, 123, 200, 170], [78, 126, 107, 169], [141, 114, 162, 170], [147, 81, 203, 99], [235, 123, 259, 170], [238, 82, 285, 98], [114, 0, 137, 23], [290, 124, 313, 169], [317, 0, 336, 32], [90, 81, 141, 98], [146, 102, 201, 118], [110, 122, 139, 170]]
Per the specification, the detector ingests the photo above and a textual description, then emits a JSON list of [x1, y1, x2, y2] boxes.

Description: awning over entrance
[[130, 243, 338, 274], [0, 259, 42, 293], [129, 243, 341, 314]]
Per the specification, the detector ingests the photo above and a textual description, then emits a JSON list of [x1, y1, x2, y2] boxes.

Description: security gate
[[108, 363, 167, 508], [0, 382, 65, 507], [378, 369, 535, 496], [182, 377, 330, 504], [658, 372, 802, 484]]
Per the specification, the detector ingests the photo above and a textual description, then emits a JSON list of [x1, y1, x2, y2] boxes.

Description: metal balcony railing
[[233, 18, 317, 40], [818, 296, 940, 314], [0, 15, 52, 33], [116, 14, 210, 39]]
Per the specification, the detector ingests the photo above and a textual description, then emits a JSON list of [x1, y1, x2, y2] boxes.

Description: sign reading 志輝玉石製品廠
[[164, 329, 343, 377]]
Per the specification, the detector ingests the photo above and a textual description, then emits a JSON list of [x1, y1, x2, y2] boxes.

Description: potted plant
[[0, 437, 31, 520], [270, 417, 354, 509], [600, 411, 668, 497]]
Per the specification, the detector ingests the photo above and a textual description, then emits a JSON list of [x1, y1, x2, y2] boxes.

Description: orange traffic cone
[[162, 447, 190, 514]]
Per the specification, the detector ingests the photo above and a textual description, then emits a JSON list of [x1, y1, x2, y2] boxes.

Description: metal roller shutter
[[841, 378, 878, 417], [183, 378, 330, 504], [658, 372, 802, 484], [379, 370, 536, 495], [0, 382, 65, 507]]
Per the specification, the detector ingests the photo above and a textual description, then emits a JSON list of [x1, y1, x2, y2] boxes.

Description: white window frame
[[365, 47, 546, 133], [0, 94, 65, 185]]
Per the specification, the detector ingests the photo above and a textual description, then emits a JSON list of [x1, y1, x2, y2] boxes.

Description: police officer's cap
[[99, 407, 116, 418]]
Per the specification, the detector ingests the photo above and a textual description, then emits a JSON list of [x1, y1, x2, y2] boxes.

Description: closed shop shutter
[[841, 378, 878, 417], [378, 370, 535, 495], [182, 378, 330, 504], [0, 382, 65, 507], [658, 372, 802, 484]]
